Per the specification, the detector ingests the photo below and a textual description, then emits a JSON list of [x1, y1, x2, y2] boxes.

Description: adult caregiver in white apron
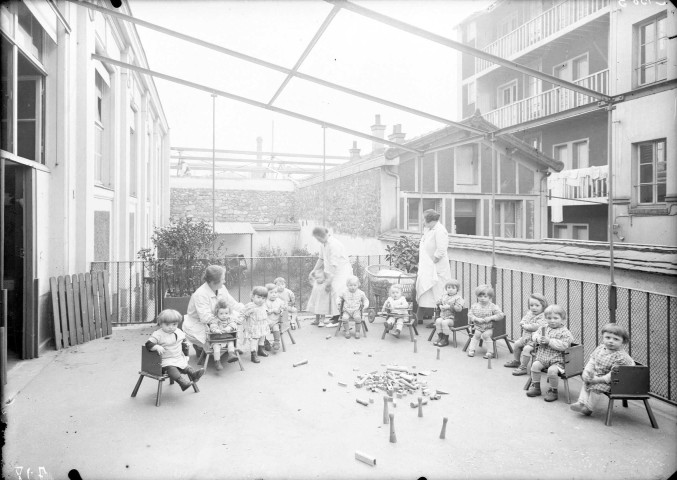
[[182, 265, 244, 362], [416, 209, 452, 327], [309, 226, 354, 325]]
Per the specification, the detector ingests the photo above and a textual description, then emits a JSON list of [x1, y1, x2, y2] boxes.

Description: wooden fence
[[49, 271, 112, 350]]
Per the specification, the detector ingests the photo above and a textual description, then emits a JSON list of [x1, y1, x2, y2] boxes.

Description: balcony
[[475, 0, 610, 75], [548, 165, 608, 206], [484, 69, 608, 129]]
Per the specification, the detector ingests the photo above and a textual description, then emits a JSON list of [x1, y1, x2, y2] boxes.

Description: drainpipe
[[384, 165, 400, 231]]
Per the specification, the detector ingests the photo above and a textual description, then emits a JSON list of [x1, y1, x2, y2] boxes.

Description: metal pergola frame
[[78, 0, 626, 321]]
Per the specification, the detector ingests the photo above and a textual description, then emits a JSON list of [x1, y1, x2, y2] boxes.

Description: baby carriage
[[363, 265, 416, 323]]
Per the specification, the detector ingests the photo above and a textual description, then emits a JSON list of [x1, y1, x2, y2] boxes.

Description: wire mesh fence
[[450, 259, 676, 404]]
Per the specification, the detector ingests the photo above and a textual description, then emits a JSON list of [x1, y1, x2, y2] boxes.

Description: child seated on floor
[[526, 304, 575, 402], [307, 269, 332, 326], [337, 275, 369, 339], [274, 277, 298, 329], [504, 293, 548, 375], [432, 279, 464, 347], [240, 286, 271, 364], [570, 323, 634, 416], [145, 309, 204, 390], [208, 300, 243, 370], [382, 284, 410, 338], [264, 283, 286, 351], [467, 284, 505, 359]]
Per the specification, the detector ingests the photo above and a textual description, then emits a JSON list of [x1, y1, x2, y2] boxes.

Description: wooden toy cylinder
[[355, 451, 376, 466], [436, 348, 440, 360], [440, 417, 448, 439], [293, 360, 308, 367], [389, 413, 397, 443], [414, 339, 418, 353], [417, 397, 423, 417], [383, 396, 390, 424]]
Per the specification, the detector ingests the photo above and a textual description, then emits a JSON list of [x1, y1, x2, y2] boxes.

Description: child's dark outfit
[[145, 328, 203, 390]]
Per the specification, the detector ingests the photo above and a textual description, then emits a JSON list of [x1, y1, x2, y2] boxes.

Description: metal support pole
[[322, 125, 327, 225], [607, 104, 616, 322], [419, 154, 424, 233], [212, 93, 217, 237], [490, 135, 497, 291]]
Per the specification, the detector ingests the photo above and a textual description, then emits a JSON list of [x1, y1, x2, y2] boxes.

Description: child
[[209, 300, 243, 370], [467, 284, 505, 359], [307, 269, 332, 326], [145, 309, 204, 390], [526, 305, 575, 402], [432, 279, 464, 347], [337, 276, 369, 339], [239, 286, 270, 363], [571, 323, 634, 416], [504, 293, 548, 375], [382, 284, 410, 338], [274, 277, 298, 329], [265, 283, 286, 351]]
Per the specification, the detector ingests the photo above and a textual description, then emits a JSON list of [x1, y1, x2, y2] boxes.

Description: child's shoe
[[343, 322, 351, 339], [215, 358, 223, 371], [257, 346, 269, 357], [177, 377, 194, 391], [467, 350, 475, 357], [250, 351, 260, 363], [310, 318, 320, 326], [273, 331, 281, 350], [438, 334, 450, 347], [186, 367, 205, 383], [354, 324, 361, 339], [391, 329, 401, 338], [526, 381, 542, 397], [544, 388, 558, 402], [504, 359, 520, 368], [512, 366, 528, 376], [264, 339, 272, 351], [226, 350, 239, 363], [432, 333, 443, 346], [483, 352, 493, 359], [570, 402, 592, 416]]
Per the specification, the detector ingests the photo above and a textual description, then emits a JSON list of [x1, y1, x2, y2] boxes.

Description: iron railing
[[449, 259, 676, 405]]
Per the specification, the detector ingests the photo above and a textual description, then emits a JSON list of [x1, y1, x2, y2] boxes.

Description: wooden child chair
[[427, 307, 470, 348], [334, 298, 369, 337], [277, 316, 297, 352], [522, 343, 584, 404], [604, 363, 658, 428], [199, 332, 244, 372], [380, 303, 418, 342], [462, 317, 514, 359], [131, 346, 199, 407]]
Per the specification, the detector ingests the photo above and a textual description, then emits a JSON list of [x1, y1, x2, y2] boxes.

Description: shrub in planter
[[385, 235, 420, 274]]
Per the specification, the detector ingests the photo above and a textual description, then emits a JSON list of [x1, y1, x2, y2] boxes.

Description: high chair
[[131, 346, 199, 407], [334, 299, 369, 337], [199, 332, 244, 372]]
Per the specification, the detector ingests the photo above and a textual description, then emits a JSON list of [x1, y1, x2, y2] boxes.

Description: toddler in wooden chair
[[467, 284, 505, 359], [337, 275, 369, 339], [570, 323, 634, 416], [504, 293, 548, 375], [265, 283, 286, 351], [432, 279, 465, 347], [274, 277, 298, 329], [383, 284, 410, 338], [209, 300, 243, 370], [145, 309, 204, 391]]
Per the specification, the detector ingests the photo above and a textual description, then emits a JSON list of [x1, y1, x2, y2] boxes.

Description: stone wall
[[170, 188, 296, 223], [296, 168, 381, 237]]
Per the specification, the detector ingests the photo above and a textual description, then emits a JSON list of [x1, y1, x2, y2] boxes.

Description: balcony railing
[[548, 165, 608, 203], [484, 69, 608, 129], [475, 0, 610, 74]]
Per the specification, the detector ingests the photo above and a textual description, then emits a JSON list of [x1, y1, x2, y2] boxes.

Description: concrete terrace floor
[[2, 317, 676, 480]]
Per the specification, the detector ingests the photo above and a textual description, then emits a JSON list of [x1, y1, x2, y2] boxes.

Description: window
[[16, 1, 43, 62], [553, 139, 588, 170], [129, 123, 137, 197], [636, 139, 666, 204], [17, 53, 45, 163], [456, 144, 478, 185], [406, 198, 440, 231], [454, 199, 478, 235], [467, 81, 476, 105], [637, 15, 667, 86], [94, 72, 105, 184], [497, 80, 518, 107], [1, 35, 13, 152], [495, 201, 522, 238], [552, 223, 589, 240]]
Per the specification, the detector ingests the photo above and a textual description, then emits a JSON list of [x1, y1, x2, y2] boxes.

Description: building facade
[[455, 0, 676, 245], [1, 0, 170, 359]]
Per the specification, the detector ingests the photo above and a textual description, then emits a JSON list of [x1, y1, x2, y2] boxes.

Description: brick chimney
[[388, 124, 405, 144], [371, 114, 386, 153], [349, 141, 361, 161]]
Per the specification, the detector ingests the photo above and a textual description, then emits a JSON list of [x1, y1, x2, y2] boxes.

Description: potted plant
[[385, 235, 419, 274], [138, 218, 222, 315]]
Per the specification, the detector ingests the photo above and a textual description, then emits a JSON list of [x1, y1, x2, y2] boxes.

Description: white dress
[[415, 222, 452, 309], [182, 282, 244, 347], [321, 236, 354, 317]]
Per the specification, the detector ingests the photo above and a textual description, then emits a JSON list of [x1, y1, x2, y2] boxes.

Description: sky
[[130, 0, 491, 161]]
